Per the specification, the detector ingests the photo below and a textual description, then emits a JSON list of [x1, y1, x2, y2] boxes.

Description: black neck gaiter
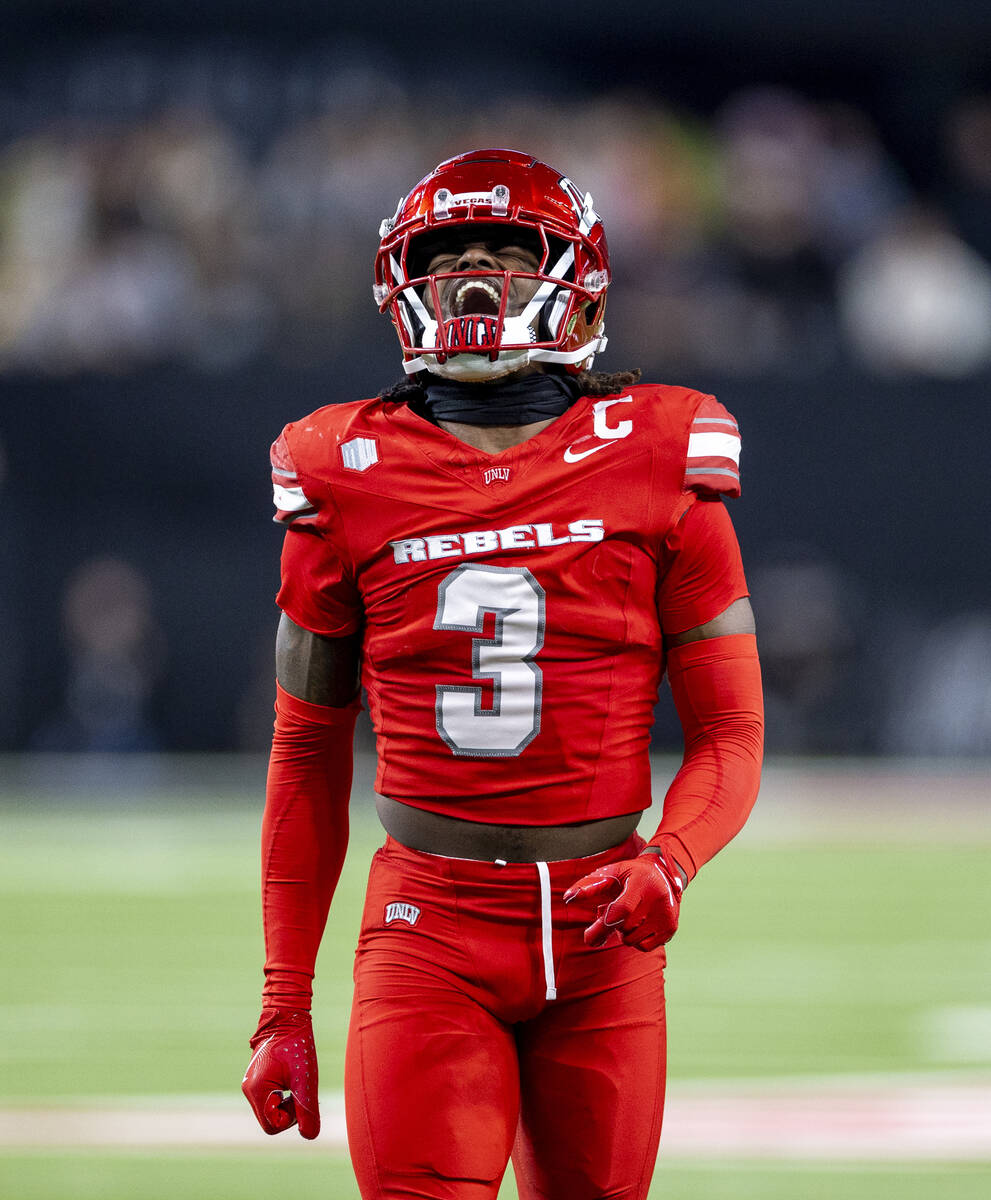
[[421, 372, 583, 427]]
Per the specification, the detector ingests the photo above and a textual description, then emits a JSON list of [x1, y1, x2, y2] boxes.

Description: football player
[[242, 148, 764, 1200]]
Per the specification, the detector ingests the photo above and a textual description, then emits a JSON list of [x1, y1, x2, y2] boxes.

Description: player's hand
[[563, 851, 684, 952], [242, 1008, 320, 1139]]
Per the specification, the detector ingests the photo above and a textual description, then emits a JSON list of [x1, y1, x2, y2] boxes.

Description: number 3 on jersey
[[434, 564, 545, 757]]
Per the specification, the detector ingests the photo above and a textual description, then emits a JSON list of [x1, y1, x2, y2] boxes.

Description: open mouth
[[451, 279, 502, 317]]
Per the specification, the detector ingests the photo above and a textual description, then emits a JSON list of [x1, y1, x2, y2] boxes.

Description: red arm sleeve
[[646, 634, 764, 882], [261, 683, 360, 1009]]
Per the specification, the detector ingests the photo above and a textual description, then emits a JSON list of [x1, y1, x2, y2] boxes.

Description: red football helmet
[[374, 149, 610, 381]]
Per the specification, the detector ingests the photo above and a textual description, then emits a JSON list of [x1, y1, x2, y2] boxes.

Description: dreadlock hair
[[377, 367, 642, 404], [572, 368, 642, 396], [378, 375, 429, 404]]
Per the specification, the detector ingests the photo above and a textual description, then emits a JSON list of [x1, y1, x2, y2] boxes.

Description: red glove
[[563, 851, 684, 952], [242, 1008, 320, 1139]]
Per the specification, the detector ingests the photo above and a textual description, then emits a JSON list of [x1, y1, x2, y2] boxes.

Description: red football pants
[[344, 833, 667, 1200]]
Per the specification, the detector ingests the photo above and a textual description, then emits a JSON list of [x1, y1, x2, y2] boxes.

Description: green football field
[[1, 755, 989, 1198]]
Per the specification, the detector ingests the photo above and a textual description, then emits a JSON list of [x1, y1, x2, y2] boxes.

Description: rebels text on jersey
[[271, 385, 743, 824]]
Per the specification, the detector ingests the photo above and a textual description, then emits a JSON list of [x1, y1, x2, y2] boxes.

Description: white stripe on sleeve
[[273, 483, 316, 513], [687, 431, 741, 464]]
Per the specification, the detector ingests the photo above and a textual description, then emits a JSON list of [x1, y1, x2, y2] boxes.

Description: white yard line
[[2, 1075, 990, 1160]]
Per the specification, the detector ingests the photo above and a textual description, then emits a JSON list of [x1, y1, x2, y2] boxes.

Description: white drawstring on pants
[[535, 860, 557, 1000]]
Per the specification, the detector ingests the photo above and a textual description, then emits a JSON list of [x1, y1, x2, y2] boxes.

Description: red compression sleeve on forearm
[[647, 633, 764, 883], [261, 682, 360, 1009]]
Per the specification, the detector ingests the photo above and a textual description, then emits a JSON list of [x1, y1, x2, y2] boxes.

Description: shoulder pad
[[684, 394, 741, 498], [269, 400, 381, 525], [270, 427, 318, 526]]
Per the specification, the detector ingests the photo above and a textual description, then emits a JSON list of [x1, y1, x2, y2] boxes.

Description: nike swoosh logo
[[242, 1035, 275, 1084], [563, 441, 613, 463]]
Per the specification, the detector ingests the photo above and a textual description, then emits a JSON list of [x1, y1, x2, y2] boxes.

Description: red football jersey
[[271, 384, 746, 824]]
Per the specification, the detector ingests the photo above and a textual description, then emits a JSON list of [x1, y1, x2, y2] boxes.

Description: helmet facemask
[[404, 223, 547, 381], [379, 223, 599, 382]]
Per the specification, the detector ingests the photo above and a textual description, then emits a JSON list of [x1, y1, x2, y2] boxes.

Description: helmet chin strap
[[404, 334, 606, 379], [425, 347, 531, 382]]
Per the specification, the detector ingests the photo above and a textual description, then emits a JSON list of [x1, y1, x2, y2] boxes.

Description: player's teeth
[[454, 281, 500, 304]]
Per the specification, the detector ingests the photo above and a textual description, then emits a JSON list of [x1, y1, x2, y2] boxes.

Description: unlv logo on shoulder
[[340, 437, 379, 472], [384, 901, 421, 927]]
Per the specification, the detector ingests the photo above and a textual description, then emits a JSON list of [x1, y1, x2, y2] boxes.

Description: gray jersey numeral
[[434, 564, 545, 757]]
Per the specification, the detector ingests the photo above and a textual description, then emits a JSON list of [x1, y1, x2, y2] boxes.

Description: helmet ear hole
[[542, 234, 572, 278], [405, 234, 441, 282], [584, 297, 603, 326]]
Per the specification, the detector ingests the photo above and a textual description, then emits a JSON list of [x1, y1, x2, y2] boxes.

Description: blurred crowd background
[[2, 1, 990, 757]]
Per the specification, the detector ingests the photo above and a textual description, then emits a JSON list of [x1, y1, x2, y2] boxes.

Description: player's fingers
[[262, 1089, 297, 1134], [295, 1094, 321, 1140], [242, 1077, 287, 1135], [598, 903, 649, 949], [243, 1037, 286, 1132], [583, 897, 629, 946], [626, 907, 678, 950], [628, 928, 661, 952], [563, 871, 617, 903], [583, 915, 612, 946], [242, 1090, 269, 1133]]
